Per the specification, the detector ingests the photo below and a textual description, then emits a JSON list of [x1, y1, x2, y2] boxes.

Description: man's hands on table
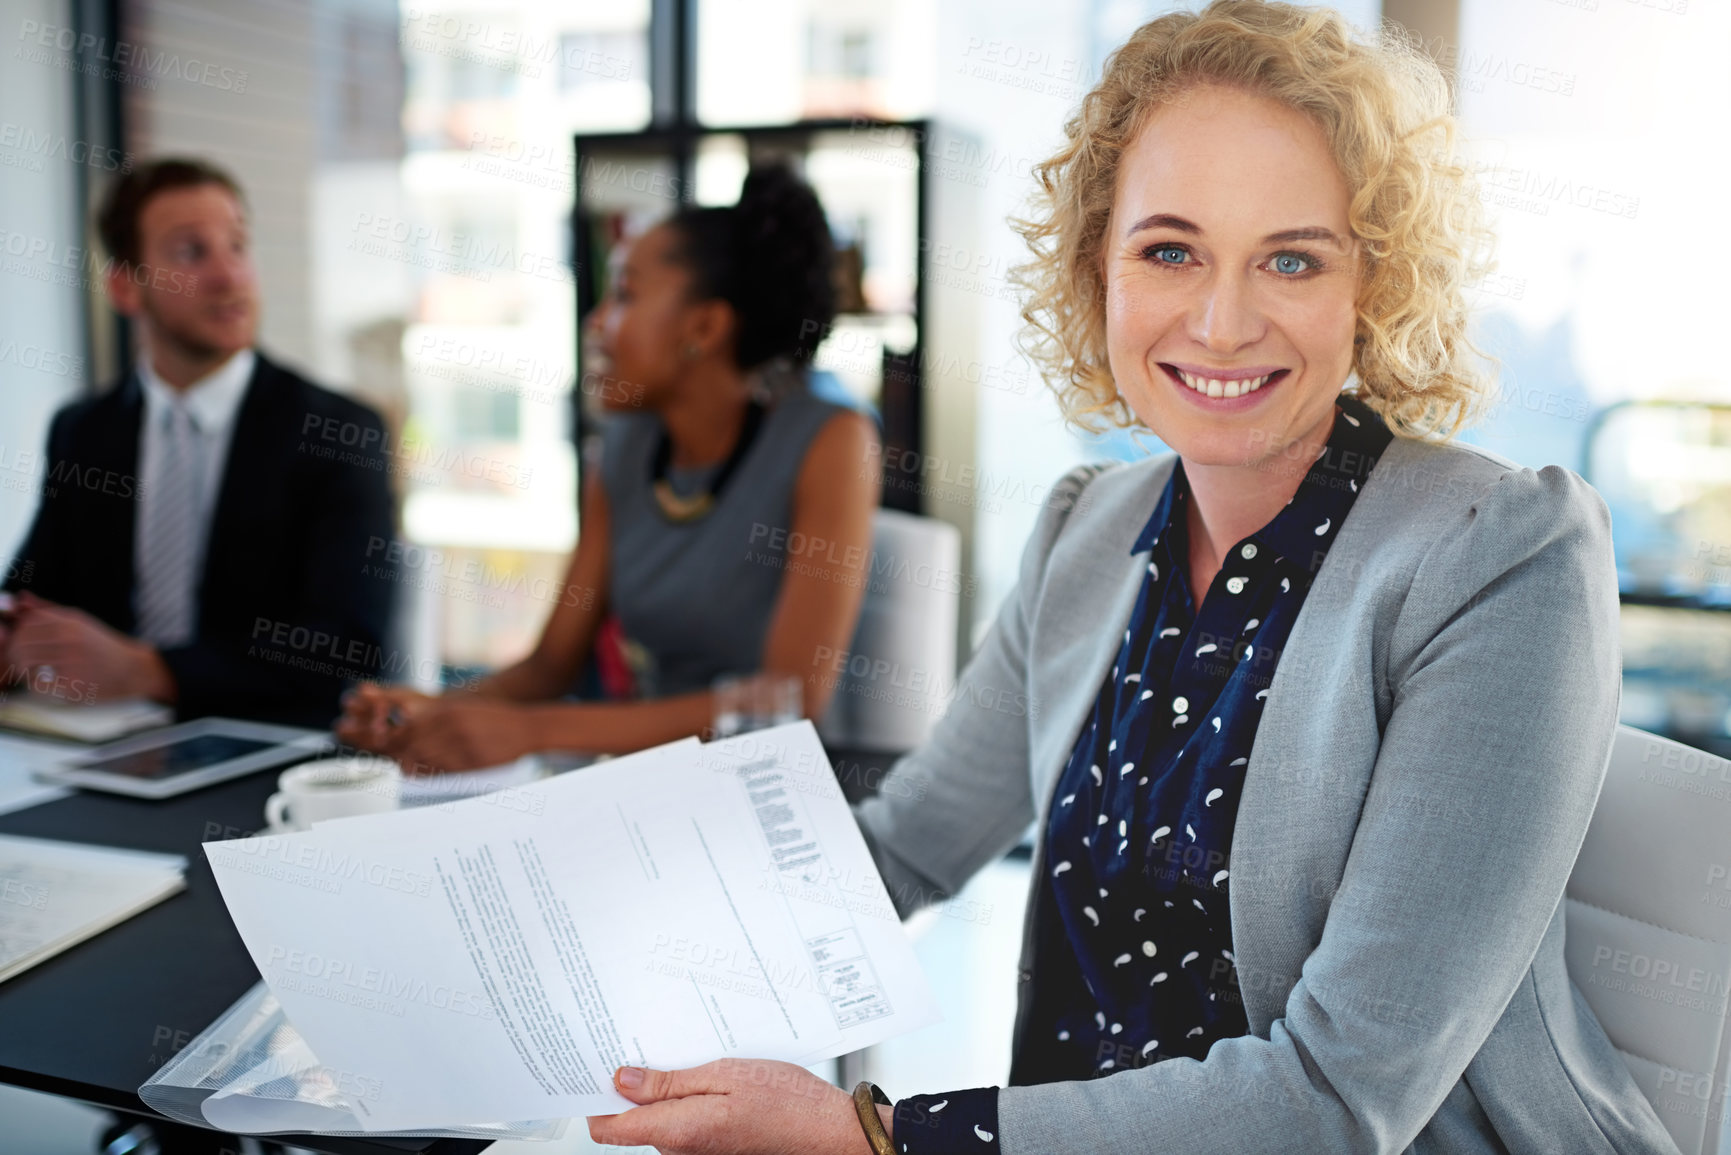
[[1, 591, 176, 703]]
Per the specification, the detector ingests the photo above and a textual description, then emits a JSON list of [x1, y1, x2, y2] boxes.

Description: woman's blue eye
[[1149, 245, 1187, 265], [1271, 253, 1312, 275]]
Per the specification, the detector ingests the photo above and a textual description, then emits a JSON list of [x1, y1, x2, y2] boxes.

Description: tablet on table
[[33, 718, 333, 799]]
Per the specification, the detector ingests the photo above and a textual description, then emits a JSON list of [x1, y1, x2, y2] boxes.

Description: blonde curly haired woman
[[587, 2, 1680, 1152]]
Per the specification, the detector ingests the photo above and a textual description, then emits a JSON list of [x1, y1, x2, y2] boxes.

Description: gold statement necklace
[[650, 399, 767, 523]]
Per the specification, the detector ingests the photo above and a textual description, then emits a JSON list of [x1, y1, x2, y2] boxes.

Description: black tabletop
[[0, 743, 902, 1153]]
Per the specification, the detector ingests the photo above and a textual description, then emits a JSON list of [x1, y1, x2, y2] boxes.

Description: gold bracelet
[[852, 1081, 895, 1155]]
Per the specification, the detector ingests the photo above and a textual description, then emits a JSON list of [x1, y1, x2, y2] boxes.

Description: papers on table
[[396, 753, 545, 808], [0, 695, 174, 743], [0, 835, 187, 983], [205, 722, 938, 1133], [0, 730, 74, 816]]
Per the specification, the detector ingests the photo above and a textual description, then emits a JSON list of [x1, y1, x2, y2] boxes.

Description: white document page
[[207, 724, 936, 1132], [690, 726, 941, 1064]]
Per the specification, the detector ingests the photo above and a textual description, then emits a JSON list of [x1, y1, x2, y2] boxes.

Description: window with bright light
[[382, 0, 652, 672], [697, 0, 935, 124]]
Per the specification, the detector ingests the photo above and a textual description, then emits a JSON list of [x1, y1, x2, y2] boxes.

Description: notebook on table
[[0, 834, 188, 983], [0, 696, 174, 744]]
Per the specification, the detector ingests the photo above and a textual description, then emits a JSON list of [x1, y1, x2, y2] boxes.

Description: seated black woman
[[337, 165, 880, 771], [585, 4, 1680, 1154]]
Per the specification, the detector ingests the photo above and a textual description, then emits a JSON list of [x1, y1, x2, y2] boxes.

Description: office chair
[[1564, 725, 1731, 1155], [378, 537, 443, 693], [816, 509, 961, 753]]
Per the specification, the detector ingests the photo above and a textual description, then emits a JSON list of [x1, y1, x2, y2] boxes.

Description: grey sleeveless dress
[[598, 386, 852, 698]]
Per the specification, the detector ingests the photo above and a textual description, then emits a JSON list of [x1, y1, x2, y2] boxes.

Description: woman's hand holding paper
[[587, 1060, 884, 1154]]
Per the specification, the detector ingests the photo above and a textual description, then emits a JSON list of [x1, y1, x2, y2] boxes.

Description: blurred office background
[[2, 0, 1728, 1148]]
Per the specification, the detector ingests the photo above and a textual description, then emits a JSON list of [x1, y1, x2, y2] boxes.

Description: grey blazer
[[854, 435, 1681, 1154]]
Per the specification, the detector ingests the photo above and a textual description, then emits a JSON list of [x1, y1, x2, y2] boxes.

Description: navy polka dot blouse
[[891, 397, 1393, 1152]]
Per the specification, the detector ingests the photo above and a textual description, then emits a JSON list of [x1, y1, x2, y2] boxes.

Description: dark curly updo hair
[[668, 164, 836, 370]]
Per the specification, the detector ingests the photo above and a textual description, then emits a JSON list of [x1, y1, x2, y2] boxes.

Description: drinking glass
[[711, 671, 804, 738]]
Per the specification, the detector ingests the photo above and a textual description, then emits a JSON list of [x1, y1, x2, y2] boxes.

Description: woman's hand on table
[[377, 697, 539, 774], [334, 683, 436, 751], [587, 1060, 886, 1154]]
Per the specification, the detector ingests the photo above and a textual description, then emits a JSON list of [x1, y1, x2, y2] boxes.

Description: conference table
[[0, 730, 899, 1155]]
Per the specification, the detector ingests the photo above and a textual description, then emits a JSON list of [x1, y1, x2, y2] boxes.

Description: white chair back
[[816, 510, 961, 752], [381, 538, 443, 692], [1564, 725, 1731, 1155]]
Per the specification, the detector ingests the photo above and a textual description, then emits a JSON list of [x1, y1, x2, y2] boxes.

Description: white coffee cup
[[265, 756, 401, 831]]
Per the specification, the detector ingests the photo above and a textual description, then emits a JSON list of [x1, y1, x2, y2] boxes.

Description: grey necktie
[[135, 400, 203, 647]]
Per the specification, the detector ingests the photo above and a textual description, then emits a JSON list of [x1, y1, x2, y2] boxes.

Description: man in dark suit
[[1, 158, 395, 727]]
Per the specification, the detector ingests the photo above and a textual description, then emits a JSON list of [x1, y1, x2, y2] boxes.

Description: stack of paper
[[201, 722, 938, 1134], [396, 753, 544, 808], [0, 835, 187, 983]]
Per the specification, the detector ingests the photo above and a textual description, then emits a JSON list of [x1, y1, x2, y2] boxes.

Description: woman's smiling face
[[1103, 84, 1362, 469]]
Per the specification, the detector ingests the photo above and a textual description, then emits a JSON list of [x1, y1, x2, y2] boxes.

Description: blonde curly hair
[[1012, 0, 1497, 439]]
